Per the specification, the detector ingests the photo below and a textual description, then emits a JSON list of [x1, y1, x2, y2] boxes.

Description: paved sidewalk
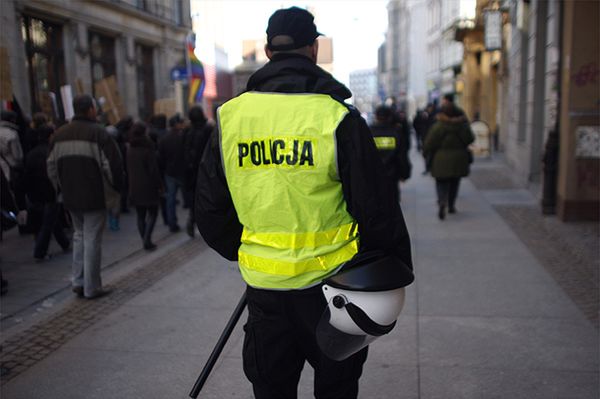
[[0, 204, 187, 328], [1, 153, 598, 398]]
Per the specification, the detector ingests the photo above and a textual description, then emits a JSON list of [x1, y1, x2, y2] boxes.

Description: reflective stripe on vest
[[218, 92, 359, 289], [373, 136, 397, 150]]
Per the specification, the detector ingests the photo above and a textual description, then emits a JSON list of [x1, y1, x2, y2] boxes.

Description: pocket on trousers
[[242, 322, 264, 386]]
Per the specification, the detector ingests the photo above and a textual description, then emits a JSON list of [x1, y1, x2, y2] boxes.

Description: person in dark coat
[[24, 125, 70, 260], [395, 109, 412, 153], [369, 105, 411, 203], [412, 109, 429, 152], [423, 94, 475, 220], [148, 114, 168, 147], [127, 122, 163, 250], [158, 114, 186, 232], [148, 114, 169, 226], [422, 103, 438, 174], [114, 116, 133, 215], [182, 105, 212, 237]]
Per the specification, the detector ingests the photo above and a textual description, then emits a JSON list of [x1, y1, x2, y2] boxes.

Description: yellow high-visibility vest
[[218, 92, 359, 289]]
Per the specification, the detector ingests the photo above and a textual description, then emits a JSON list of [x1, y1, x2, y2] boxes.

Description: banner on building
[[186, 34, 205, 105], [60, 85, 74, 121], [154, 98, 178, 118], [484, 11, 502, 51], [94, 76, 125, 125]]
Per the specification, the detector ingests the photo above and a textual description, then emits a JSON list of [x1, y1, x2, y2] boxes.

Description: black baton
[[189, 291, 248, 398]]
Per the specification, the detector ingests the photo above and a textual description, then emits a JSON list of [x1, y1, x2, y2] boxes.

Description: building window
[[21, 16, 66, 120], [135, 43, 155, 120], [174, 0, 183, 25], [136, 0, 147, 10], [89, 31, 116, 96]]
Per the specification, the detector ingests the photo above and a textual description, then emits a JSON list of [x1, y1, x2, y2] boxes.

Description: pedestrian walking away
[[421, 103, 438, 175], [23, 124, 70, 261], [158, 113, 186, 233], [46, 94, 123, 299], [412, 108, 429, 152], [369, 105, 411, 204], [183, 106, 212, 237], [195, 7, 413, 399], [423, 93, 475, 220], [127, 121, 163, 251], [148, 113, 170, 226]]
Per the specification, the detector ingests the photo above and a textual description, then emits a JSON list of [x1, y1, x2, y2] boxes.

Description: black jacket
[[128, 136, 162, 206], [158, 129, 186, 180], [24, 141, 56, 204], [195, 53, 412, 270], [369, 122, 411, 181], [183, 122, 213, 189], [47, 117, 123, 212]]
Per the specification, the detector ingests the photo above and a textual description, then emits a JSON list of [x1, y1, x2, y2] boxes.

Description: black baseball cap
[[266, 7, 322, 51]]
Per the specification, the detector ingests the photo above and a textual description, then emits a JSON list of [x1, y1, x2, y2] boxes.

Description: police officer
[[195, 7, 412, 399], [369, 105, 411, 203]]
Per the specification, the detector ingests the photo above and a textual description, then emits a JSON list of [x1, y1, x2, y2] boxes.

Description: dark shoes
[[186, 220, 195, 238], [34, 254, 53, 263], [85, 288, 111, 300], [72, 286, 111, 299], [448, 206, 457, 214], [169, 225, 181, 233], [438, 205, 446, 220], [144, 242, 157, 251]]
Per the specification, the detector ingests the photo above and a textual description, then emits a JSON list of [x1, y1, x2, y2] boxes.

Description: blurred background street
[[1, 0, 598, 398]]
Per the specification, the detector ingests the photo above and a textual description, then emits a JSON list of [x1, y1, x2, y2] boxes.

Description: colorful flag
[[187, 35, 205, 104]]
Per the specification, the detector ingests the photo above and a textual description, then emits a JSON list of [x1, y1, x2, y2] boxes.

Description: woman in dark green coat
[[423, 95, 475, 220]]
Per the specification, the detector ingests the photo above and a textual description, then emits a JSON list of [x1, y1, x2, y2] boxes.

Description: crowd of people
[[0, 97, 213, 298]]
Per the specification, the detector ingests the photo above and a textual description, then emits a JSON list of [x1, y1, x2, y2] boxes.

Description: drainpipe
[[541, 0, 563, 215]]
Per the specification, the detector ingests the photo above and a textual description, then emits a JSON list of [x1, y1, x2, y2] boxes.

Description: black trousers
[[135, 205, 158, 245], [34, 203, 70, 258], [243, 285, 368, 399], [435, 177, 461, 208]]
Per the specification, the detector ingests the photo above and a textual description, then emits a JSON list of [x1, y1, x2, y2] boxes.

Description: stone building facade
[[0, 0, 192, 121]]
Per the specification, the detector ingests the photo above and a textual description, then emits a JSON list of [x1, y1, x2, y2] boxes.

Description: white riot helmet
[[316, 251, 414, 361]]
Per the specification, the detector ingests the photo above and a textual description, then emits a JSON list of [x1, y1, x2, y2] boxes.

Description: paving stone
[[0, 239, 205, 383]]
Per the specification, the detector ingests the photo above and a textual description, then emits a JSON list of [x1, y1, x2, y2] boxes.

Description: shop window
[[21, 15, 66, 120], [89, 31, 116, 96], [135, 43, 155, 120]]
